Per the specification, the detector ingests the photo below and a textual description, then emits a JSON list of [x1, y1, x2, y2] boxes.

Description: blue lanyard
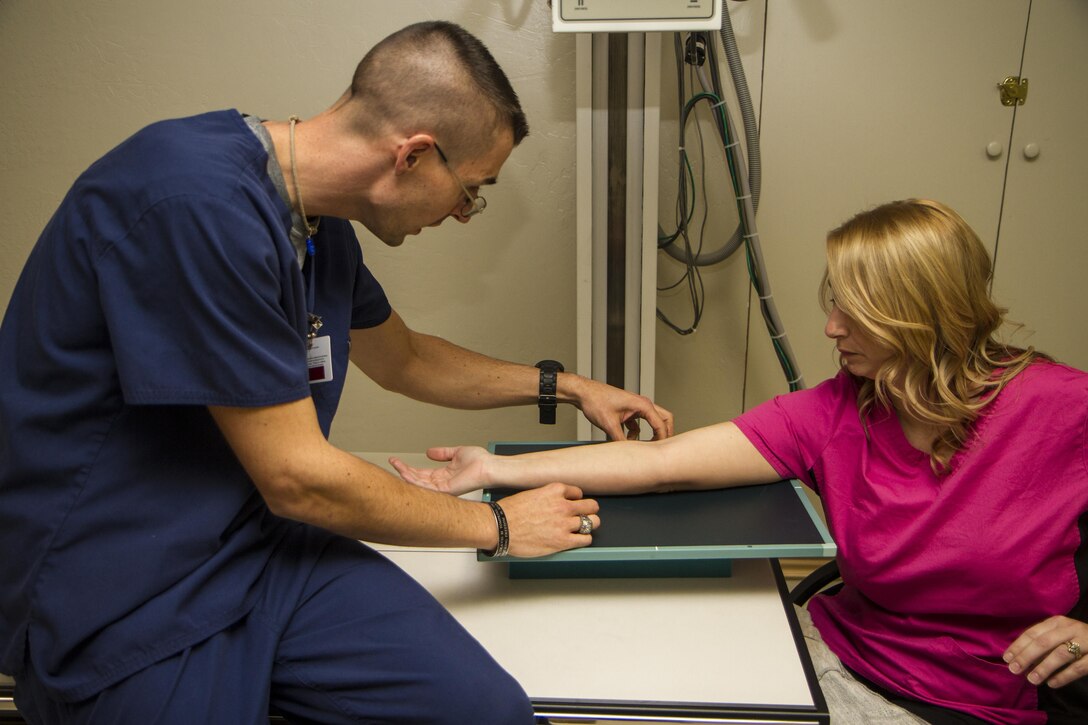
[[305, 235, 316, 314], [305, 232, 322, 343]]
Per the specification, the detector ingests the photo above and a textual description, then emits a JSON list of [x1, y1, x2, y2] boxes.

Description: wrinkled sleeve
[[733, 373, 855, 493], [95, 193, 311, 407]]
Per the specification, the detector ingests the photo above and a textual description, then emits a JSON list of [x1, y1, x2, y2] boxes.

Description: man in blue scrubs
[[0, 21, 673, 724]]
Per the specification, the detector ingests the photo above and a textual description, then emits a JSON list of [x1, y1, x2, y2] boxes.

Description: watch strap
[[534, 360, 564, 425]]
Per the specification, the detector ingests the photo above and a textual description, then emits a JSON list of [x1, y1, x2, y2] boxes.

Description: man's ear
[[394, 134, 437, 175]]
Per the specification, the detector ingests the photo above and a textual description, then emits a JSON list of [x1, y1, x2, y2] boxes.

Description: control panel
[[552, 0, 723, 33]]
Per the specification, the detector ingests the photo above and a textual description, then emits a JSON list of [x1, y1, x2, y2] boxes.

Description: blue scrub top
[[0, 111, 391, 700]]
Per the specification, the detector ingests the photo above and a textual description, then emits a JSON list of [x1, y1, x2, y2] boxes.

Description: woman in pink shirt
[[395, 199, 1088, 724]]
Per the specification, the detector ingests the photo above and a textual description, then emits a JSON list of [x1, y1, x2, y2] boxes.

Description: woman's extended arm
[[391, 421, 781, 496]]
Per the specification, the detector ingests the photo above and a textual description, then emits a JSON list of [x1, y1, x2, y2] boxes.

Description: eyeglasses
[[434, 142, 487, 218]]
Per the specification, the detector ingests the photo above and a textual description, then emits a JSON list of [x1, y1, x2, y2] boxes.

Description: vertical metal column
[[576, 33, 661, 440], [606, 34, 628, 389]]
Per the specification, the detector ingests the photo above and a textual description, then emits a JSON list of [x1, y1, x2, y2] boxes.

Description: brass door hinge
[[999, 76, 1029, 106]]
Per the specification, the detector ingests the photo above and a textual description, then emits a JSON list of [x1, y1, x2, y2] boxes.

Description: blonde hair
[[819, 199, 1045, 473]]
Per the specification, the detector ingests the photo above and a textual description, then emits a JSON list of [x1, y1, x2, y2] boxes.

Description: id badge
[[306, 335, 333, 384]]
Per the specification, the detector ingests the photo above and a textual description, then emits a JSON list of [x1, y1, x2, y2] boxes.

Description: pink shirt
[[735, 361, 1088, 724]]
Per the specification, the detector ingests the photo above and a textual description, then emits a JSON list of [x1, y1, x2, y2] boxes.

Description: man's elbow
[[253, 468, 312, 521]]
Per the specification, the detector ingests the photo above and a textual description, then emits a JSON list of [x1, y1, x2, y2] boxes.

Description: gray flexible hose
[[725, 109, 805, 390], [662, 3, 761, 266]]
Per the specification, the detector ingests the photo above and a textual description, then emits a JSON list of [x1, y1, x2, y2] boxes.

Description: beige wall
[[0, 0, 584, 451], [2, 0, 1085, 453]]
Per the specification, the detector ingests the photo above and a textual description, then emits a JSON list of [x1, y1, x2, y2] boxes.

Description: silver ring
[[578, 514, 593, 535], [1067, 641, 1083, 660]]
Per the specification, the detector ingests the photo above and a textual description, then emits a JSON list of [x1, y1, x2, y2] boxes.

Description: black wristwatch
[[534, 360, 565, 425]]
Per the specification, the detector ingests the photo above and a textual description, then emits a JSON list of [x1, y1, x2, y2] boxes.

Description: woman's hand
[[1005, 615, 1088, 688], [390, 446, 490, 497]]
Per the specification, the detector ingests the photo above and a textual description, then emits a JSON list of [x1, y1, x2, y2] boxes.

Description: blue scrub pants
[[15, 528, 535, 724]]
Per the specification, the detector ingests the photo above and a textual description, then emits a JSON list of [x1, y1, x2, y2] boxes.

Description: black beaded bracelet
[[483, 501, 510, 558]]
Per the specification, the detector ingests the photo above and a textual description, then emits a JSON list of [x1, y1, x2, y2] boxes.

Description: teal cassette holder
[[479, 441, 836, 579]]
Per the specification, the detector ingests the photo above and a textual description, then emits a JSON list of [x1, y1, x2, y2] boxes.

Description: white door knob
[[1023, 143, 1040, 160], [986, 142, 1003, 159]]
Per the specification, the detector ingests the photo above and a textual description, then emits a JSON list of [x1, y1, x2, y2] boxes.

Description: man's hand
[[1005, 615, 1088, 688], [566, 376, 674, 441], [392, 449, 601, 557], [494, 483, 600, 558]]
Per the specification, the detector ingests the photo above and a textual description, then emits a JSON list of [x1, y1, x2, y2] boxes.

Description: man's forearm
[[270, 444, 598, 559], [209, 401, 499, 549], [284, 447, 499, 548], [382, 331, 542, 409]]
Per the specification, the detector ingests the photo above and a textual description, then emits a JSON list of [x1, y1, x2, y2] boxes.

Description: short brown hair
[[347, 21, 528, 158]]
